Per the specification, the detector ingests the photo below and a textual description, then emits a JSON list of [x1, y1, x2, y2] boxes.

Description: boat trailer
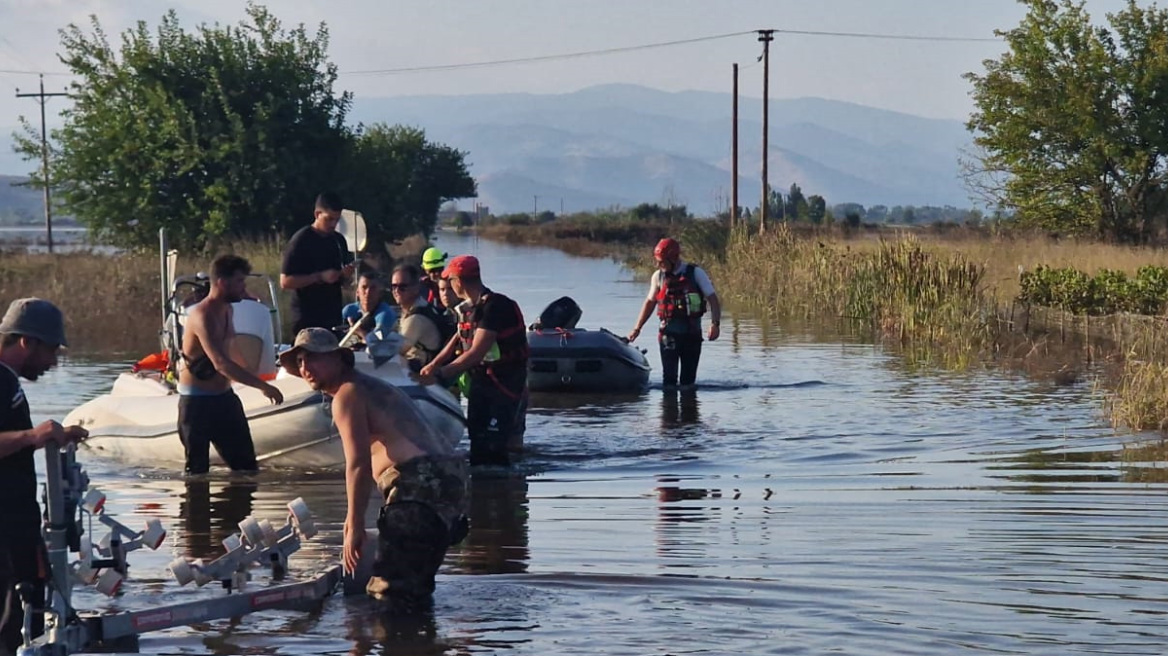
[[17, 444, 341, 655]]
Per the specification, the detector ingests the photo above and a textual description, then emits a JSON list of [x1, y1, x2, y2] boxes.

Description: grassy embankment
[[480, 219, 1168, 451], [0, 235, 426, 355]]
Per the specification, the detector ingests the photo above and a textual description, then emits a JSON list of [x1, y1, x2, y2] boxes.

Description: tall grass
[[692, 225, 992, 368]]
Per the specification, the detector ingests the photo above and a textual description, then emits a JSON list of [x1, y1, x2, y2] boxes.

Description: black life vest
[[656, 264, 706, 335], [458, 291, 529, 368], [410, 302, 457, 355]]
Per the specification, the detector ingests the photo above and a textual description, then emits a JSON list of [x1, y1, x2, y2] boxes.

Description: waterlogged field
[[16, 233, 1167, 655]]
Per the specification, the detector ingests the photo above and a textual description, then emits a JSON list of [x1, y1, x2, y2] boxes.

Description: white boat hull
[[65, 354, 464, 470]]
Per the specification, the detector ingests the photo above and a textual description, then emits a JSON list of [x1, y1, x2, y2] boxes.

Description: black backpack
[[413, 303, 457, 351]]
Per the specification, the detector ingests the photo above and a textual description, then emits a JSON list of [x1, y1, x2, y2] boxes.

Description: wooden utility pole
[[758, 29, 774, 235], [15, 75, 68, 254], [732, 63, 739, 230]]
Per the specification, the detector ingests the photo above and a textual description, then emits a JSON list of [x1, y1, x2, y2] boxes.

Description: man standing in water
[[278, 328, 466, 610], [420, 255, 528, 465], [628, 238, 721, 389], [280, 191, 357, 332], [0, 298, 88, 652], [179, 255, 284, 475]]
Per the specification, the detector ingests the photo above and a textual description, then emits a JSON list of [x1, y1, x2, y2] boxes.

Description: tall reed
[[699, 225, 991, 368]]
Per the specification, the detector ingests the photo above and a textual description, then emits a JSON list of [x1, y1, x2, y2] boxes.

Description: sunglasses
[[389, 282, 415, 291]]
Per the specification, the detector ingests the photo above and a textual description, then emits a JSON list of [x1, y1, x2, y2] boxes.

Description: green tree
[[807, 194, 827, 224], [965, 0, 1168, 241], [14, 4, 352, 250], [785, 183, 809, 221], [341, 123, 475, 249]]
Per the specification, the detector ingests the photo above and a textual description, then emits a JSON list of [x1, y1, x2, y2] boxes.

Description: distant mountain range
[[350, 84, 974, 215], [1, 83, 976, 216]]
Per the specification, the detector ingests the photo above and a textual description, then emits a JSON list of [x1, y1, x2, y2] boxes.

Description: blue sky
[[0, 0, 1140, 126]]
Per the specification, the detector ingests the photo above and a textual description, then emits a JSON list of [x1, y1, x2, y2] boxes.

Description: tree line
[[12, 3, 475, 252]]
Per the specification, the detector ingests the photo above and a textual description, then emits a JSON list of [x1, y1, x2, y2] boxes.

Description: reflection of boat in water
[[527, 297, 650, 393], [65, 230, 464, 469]]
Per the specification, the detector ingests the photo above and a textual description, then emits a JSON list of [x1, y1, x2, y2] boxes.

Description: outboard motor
[[533, 296, 582, 330]]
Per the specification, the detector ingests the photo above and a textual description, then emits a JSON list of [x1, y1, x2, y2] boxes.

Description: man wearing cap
[[178, 255, 284, 475], [419, 247, 448, 311], [419, 255, 529, 466], [0, 298, 88, 652], [280, 191, 357, 332], [278, 328, 466, 610]]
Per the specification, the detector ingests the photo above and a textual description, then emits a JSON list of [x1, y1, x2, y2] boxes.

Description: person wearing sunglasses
[[390, 264, 455, 367]]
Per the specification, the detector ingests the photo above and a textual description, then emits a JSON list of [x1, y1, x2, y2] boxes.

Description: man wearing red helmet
[[627, 238, 721, 388]]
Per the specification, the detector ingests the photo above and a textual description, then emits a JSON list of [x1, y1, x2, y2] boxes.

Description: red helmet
[[654, 238, 680, 261]]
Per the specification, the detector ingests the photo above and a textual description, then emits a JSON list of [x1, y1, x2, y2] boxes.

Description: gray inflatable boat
[[527, 297, 650, 393]]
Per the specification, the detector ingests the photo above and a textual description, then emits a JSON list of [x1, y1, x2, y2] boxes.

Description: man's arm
[[627, 298, 657, 342], [193, 308, 283, 400], [280, 270, 326, 291], [438, 327, 497, 379], [332, 387, 373, 574], [0, 421, 86, 459]]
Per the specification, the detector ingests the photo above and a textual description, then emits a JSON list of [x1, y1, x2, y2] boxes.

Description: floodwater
[[21, 231, 1168, 655]]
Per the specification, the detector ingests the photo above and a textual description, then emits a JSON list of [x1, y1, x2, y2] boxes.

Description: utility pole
[[15, 75, 68, 254], [758, 29, 774, 235], [533, 195, 538, 222], [732, 62, 739, 231]]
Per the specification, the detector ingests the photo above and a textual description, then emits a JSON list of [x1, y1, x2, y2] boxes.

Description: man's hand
[[419, 361, 439, 378], [708, 323, 720, 341], [626, 327, 641, 343], [29, 420, 87, 449], [64, 425, 90, 443], [343, 519, 365, 575], [342, 262, 358, 277], [261, 383, 284, 405], [320, 269, 343, 285]]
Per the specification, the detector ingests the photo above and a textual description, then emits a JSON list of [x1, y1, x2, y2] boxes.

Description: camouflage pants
[[367, 501, 451, 611]]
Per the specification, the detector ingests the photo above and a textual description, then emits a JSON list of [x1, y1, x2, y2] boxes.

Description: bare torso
[[335, 371, 452, 479], [178, 299, 235, 393]]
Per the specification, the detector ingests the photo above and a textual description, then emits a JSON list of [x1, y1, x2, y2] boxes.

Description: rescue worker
[[419, 247, 448, 310], [627, 238, 721, 389], [419, 256, 528, 465]]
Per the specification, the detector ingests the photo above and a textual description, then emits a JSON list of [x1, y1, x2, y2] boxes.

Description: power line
[[0, 68, 70, 76], [773, 27, 1000, 43], [0, 26, 1002, 79], [343, 31, 757, 76]]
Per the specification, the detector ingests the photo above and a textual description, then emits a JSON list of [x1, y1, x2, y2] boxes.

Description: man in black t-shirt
[[280, 191, 356, 333], [420, 256, 528, 466], [0, 298, 88, 653]]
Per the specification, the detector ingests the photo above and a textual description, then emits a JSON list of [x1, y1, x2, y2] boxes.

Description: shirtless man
[[178, 255, 283, 475], [278, 328, 466, 609]]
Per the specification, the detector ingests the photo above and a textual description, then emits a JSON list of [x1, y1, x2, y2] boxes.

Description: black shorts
[[368, 501, 452, 611], [0, 538, 46, 654], [177, 391, 257, 475], [466, 383, 527, 466]]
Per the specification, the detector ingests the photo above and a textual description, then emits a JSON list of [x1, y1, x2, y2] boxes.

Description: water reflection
[[342, 602, 443, 656], [179, 478, 257, 560], [454, 472, 529, 574], [660, 388, 700, 429]]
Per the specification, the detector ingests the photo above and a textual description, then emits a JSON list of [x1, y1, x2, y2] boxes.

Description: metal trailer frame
[[17, 444, 341, 656]]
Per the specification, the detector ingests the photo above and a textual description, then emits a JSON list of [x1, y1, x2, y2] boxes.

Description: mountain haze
[[0, 84, 975, 216], [352, 84, 973, 214]]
